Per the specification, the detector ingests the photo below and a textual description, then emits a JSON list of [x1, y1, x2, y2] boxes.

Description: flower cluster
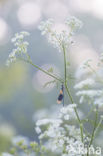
[[35, 104, 85, 156], [66, 16, 83, 31], [74, 78, 95, 90], [74, 57, 103, 108], [59, 104, 77, 120], [33, 104, 83, 123], [39, 16, 83, 52], [6, 31, 29, 66]]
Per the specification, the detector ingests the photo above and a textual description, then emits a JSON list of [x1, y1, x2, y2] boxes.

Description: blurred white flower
[[64, 114, 70, 120], [36, 118, 62, 127], [74, 78, 95, 89], [0, 17, 10, 45], [41, 0, 69, 21], [76, 90, 103, 98], [59, 104, 81, 120], [35, 126, 41, 134], [66, 16, 83, 31], [17, 2, 41, 28], [74, 55, 103, 108], [92, 0, 103, 19], [35, 104, 85, 155]]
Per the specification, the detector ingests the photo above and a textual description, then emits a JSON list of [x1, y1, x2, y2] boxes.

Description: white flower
[[35, 104, 85, 156], [39, 16, 82, 52], [60, 107, 68, 114], [11, 31, 29, 42], [64, 114, 70, 120], [65, 16, 83, 31], [76, 90, 103, 97], [75, 89, 103, 105], [79, 96, 84, 104], [76, 89, 103, 106], [59, 104, 77, 120], [60, 104, 77, 114], [36, 118, 62, 126], [6, 31, 30, 66], [38, 19, 53, 35], [35, 126, 41, 134], [58, 139, 64, 146], [74, 78, 95, 89]]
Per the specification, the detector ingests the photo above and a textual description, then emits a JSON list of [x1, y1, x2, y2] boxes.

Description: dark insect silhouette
[[57, 84, 64, 106]]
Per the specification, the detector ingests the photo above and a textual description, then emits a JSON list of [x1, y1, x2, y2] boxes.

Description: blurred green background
[[0, 0, 103, 153]]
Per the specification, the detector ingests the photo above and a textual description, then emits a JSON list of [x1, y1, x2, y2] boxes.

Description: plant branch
[[19, 58, 64, 83], [62, 45, 67, 82], [89, 110, 98, 147], [93, 116, 103, 139]]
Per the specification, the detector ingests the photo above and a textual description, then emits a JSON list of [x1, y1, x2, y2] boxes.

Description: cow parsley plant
[[5, 16, 103, 156]]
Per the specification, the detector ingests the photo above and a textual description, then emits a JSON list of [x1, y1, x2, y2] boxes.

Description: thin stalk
[[62, 45, 84, 144], [80, 123, 84, 143], [62, 45, 67, 82], [86, 110, 99, 156], [65, 82, 84, 141], [89, 110, 98, 147], [93, 116, 103, 139], [20, 58, 64, 83]]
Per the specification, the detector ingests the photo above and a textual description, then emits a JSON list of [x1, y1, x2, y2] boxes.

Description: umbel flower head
[[35, 104, 86, 156], [6, 31, 30, 66], [74, 59, 103, 108], [38, 16, 83, 52]]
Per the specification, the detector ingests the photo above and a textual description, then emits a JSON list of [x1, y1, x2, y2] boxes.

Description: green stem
[[62, 45, 67, 82], [94, 116, 103, 139], [80, 123, 84, 143], [87, 110, 99, 156], [20, 58, 64, 83], [65, 82, 84, 141], [62, 45, 84, 144], [89, 110, 98, 147], [65, 82, 73, 103]]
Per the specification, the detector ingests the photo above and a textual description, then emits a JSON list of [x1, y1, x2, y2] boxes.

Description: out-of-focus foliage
[[0, 123, 15, 153], [0, 63, 27, 101]]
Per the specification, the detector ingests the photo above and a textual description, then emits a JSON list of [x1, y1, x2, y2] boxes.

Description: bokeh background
[[0, 0, 103, 153]]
